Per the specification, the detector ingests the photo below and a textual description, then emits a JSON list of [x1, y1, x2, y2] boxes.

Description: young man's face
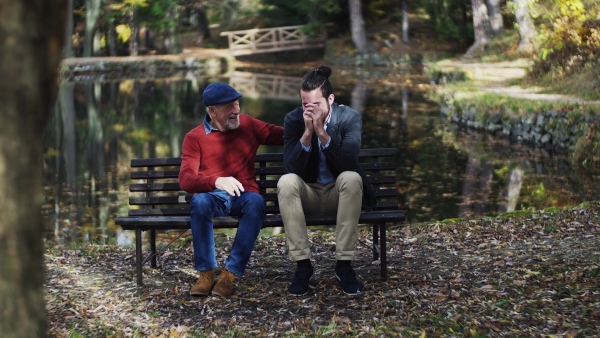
[[209, 100, 241, 131], [300, 89, 334, 121]]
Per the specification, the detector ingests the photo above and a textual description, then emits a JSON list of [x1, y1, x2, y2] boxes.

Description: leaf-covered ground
[[45, 202, 600, 337]]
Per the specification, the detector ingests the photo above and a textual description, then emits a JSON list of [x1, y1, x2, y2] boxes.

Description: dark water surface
[[43, 63, 600, 245]]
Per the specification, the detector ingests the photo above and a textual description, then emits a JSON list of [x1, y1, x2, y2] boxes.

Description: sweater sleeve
[[255, 118, 284, 146], [178, 132, 218, 193]]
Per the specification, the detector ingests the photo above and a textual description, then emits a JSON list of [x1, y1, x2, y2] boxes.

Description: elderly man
[[178, 83, 283, 298]]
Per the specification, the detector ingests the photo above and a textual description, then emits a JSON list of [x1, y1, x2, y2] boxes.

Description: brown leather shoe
[[190, 270, 215, 296], [212, 269, 235, 298]]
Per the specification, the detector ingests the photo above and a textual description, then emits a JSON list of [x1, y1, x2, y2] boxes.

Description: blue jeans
[[190, 190, 265, 276]]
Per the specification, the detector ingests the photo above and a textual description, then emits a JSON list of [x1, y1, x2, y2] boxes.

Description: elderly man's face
[[209, 100, 241, 131]]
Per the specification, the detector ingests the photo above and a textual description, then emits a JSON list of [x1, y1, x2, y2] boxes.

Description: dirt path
[[435, 58, 600, 105]]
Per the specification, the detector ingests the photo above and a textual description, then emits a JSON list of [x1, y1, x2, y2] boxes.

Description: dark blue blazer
[[282, 103, 377, 210]]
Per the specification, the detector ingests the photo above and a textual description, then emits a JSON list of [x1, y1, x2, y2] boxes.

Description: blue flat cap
[[203, 83, 242, 106]]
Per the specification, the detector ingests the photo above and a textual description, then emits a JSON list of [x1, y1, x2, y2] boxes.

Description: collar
[[324, 103, 333, 130], [203, 115, 220, 134]]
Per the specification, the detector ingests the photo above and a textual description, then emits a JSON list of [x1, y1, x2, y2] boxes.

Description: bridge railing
[[220, 25, 327, 56], [229, 71, 302, 101]]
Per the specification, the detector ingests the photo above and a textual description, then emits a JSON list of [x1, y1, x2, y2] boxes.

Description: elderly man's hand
[[215, 177, 244, 196]]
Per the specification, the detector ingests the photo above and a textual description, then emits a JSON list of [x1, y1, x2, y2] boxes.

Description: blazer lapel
[[327, 103, 341, 134]]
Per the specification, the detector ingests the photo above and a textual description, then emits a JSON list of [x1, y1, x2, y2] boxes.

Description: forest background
[[1, 0, 599, 337], [68, 0, 600, 99]]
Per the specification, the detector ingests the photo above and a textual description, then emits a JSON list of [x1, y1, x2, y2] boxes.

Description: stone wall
[[438, 96, 600, 159]]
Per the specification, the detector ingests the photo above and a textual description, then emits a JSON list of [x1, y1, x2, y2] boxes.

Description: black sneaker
[[335, 266, 364, 295], [288, 266, 313, 296]]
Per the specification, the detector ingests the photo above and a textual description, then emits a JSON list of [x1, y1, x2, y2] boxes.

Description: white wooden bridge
[[228, 71, 302, 101], [220, 25, 327, 56]]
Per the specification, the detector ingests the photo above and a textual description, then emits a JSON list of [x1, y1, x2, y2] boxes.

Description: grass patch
[[478, 30, 524, 62], [527, 59, 600, 101], [434, 84, 600, 119]]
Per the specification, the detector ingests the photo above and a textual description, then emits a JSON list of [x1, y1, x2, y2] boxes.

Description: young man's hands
[[301, 103, 329, 147]]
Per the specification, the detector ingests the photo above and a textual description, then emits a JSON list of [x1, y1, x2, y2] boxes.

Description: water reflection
[[42, 65, 599, 245]]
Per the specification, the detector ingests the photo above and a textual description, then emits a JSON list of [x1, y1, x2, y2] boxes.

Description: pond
[[42, 61, 600, 245]]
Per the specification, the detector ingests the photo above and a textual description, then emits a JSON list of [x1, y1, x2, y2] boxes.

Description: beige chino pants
[[277, 171, 363, 261]]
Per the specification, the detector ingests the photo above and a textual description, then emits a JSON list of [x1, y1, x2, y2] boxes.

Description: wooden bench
[[115, 148, 405, 286]]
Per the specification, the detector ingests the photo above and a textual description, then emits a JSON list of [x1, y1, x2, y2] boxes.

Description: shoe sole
[[335, 273, 363, 296], [288, 276, 312, 296], [190, 291, 210, 297], [212, 290, 231, 298]]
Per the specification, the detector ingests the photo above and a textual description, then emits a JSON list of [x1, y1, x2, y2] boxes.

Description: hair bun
[[314, 65, 332, 79]]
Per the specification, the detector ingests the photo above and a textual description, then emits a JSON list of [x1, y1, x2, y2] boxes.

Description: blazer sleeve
[[282, 108, 312, 175], [325, 105, 378, 211], [322, 105, 362, 173]]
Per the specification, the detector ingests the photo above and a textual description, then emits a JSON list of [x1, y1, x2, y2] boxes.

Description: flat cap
[[203, 83, 242, 106]]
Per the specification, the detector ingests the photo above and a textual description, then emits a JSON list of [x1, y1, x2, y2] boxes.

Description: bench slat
[[127, 198, 399, 217], [129, 148, 397, 168], [129, 196, 192, 205], [131, 157, 182, 167], [117, 210, 404, 231], [128, 184, 398, 205], [255, 166, 285, 175], [129, 177, 397, 193], [130, 170, 180, 179], [130, 182, 181, 192], [130, 163, 397, 181]]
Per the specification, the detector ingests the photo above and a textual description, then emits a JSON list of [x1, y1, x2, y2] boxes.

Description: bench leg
[[380, 223, 387, 281], [150, 230, 157, 268], [135, 228, 143, 286], [372, 224, 380, 261]]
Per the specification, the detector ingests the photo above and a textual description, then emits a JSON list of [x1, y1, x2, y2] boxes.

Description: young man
[[178, 82, 283, 298], [277, 65, 377, 296]]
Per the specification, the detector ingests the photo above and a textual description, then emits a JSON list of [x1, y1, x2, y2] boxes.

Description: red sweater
[[178, 114, 283, 194]]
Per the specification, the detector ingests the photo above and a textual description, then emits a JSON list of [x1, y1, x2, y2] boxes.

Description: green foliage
[[426, 64, 468, 84], [530, 0, 600, 98], [424, 0, 472, 43], [139, 0, 176, 30], [537, 0, 592, 59], [104, 0, 149, 22], [259, 0, 342, 31]]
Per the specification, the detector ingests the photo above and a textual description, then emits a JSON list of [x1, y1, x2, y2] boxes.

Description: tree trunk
[[0, 0, 66, 336], [348, 0, 369, 54], [464, 0, 491, 57], [84, 0, 101, 57], [108, 19, 118, 56], [63, 0, 74, 58], [196, 7, 210, 46], [60, 83, 78, 188], [485, 0, 504, 36], [513, 0, 535, 54], [130, 6, 140, 56], [351, 76, 366, 116], [458, 155, 480, 218], [164, 4, 182, 54], [500, 168, 524, 212], [476, 161, 493, 214], [402, 1, 409, 43], [93, 24, 102, 56]]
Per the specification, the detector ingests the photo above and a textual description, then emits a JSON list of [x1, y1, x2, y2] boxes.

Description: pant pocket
[[212, 189, 232, 215]]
